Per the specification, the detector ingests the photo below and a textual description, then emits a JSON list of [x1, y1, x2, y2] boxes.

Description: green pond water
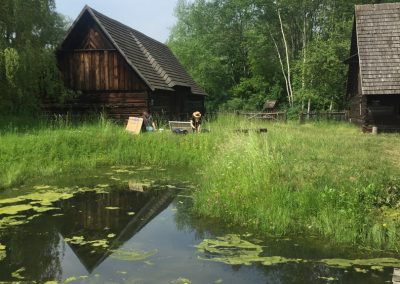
[[0, 167, 399, 283]]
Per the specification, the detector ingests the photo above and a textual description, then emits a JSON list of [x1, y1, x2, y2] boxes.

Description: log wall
[[60, 50, 146, 92]]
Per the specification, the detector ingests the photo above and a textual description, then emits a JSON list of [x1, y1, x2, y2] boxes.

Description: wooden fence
[[298, 111, 348, 123]]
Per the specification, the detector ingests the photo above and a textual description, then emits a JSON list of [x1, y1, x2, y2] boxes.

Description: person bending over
[[142, 111, 157, 132]]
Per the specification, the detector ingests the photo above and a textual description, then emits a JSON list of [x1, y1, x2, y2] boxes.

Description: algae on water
[[111, 249, 158, 261], [11, 267, 26, 280], [0, 243, 6, 262], [196, 234, 302, 266], [64, 236, 109, 249], [319, 258, 400, 269]]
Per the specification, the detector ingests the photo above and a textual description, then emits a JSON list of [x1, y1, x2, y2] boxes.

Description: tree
[[0, 0, 69, 115]]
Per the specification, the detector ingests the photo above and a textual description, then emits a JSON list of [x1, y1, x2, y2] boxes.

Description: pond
[[0, 167, 399, 283]]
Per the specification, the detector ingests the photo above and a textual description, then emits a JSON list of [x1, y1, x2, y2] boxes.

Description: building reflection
[[0, 183, 177, 281]]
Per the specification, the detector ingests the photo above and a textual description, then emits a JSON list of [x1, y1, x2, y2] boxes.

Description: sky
[[54, 0, 179, 43]]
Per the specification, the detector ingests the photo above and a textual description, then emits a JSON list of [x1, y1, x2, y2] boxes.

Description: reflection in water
[[0, 187, 176, 282], [0, 177, 399, 283]]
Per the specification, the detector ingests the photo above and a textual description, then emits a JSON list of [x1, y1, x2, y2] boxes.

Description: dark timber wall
[[53, 8, 206, 121], [54, 14, 149, 119]]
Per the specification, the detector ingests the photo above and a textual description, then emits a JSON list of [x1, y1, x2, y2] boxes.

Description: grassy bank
[[0, 116, 217, 189], [1, 115, 400, 249], [193, 117, 400, 250]]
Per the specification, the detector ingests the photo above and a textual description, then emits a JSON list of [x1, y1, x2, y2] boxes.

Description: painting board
[[126, 117, 143, 134]]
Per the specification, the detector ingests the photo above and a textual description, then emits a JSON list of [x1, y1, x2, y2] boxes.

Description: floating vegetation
[[127, 212, 135, 216], [354, 267, 368, 273], [107, 233, 116, 238], [97, 184, 110, 188], [171, 277, 191, 284], [317, 276, 338, 281], [111, 249, 158, 261], [64, 236, 109, 249], [0, 204, 35, 215], [0, 215, 28, 229], [319, 258, 400, 269], [105, 207, 120, 210], [128, 181, 151, 192], [196, 234, 302, 266], [171, 277, 192, 284], [64, 276, 77, 283], [33, 185, 51, 190], [11, 267, 26, 280], [0, 243, 6, 261]]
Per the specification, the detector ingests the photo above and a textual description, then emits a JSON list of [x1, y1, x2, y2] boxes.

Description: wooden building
[[346, 3, 400, 132], [55, 6, 207, 120]]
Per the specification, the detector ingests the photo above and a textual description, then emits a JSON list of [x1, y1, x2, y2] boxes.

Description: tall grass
[[1, 115, 399, 249], [0, 115, 218, 188], [192, 116, 400, 250]]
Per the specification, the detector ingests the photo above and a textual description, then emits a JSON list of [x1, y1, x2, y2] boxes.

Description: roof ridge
[[129, 32, 176, 88], [89, 7, 168, 47]]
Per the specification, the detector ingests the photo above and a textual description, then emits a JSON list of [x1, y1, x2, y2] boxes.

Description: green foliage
[[221, 76, 269, 111], [169, 0, 395, 112], [0, 0, 69, 115]]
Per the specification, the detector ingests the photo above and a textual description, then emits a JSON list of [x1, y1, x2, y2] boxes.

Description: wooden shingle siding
[[355, 3, 400, 96]]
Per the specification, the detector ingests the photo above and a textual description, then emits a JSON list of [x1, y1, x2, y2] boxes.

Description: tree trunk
[[278, 9, 293, 107], [269, 28, 291, 107]]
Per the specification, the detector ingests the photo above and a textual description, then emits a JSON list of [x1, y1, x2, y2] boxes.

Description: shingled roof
[[63, 6, 207, 96], [354, 3, 400, 95]]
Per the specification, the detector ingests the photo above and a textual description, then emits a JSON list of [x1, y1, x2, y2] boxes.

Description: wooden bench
[[169, 121, 192, 134]]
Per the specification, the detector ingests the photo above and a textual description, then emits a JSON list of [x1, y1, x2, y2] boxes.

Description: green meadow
[[0, 115, 399, 249]]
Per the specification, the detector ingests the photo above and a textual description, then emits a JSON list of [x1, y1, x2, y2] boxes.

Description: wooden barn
[[346, 3, 400, 132], [55, 5, 207, 120]]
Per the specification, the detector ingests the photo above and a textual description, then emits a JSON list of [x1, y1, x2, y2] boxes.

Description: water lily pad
[[127, 212, 135, 216], [196, 234, 302, 266], [107, 233, 116, 238], [111, 249, 158, 261]]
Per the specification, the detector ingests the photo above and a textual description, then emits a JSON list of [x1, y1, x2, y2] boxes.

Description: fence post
[[299, 112, 305, 124]]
